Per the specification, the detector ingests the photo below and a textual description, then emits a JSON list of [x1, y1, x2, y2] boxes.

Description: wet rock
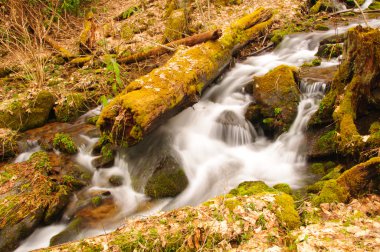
[[0, 151, 87, 251], [214, 110, 255, 145], [316, 43, 343, 59], [50, 217, 85, 246], [319, 34, 345, 46], [0, 128, 18, 160], [109, 175, 124, 186], [245, 65, 300, 138], [306, 126, 337, 160], [54, 92, 89, 123], [145, 155, 188, 199], [53, 133, 78, 154], [91, 143, 115, 168], [310, 0, 336, 13], [0, 90, 55, 131], [369, 0, 380, 9]]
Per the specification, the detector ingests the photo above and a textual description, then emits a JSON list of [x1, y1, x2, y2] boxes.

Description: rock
[[331, 26, 380, 156], [245, 65, 300, 137], [145, 155, 188, 198], [214, 110, 255, 145], [50, 217, 85, 246], [369, 0, 380, 9], [0, 151, 86, 251], [0, 128, 18, 160], [0, 90, 55, 131], [109, 175, 123, 186], [54, 92, 88, 123], [91, 143, 115, 168], [319, 34, 345, 46], [273, 183, 292, 195], [310, 0, 336, 13], [53, 133, 78, 154], [316, 43, 343, 59], [306, 127, 337, 160]]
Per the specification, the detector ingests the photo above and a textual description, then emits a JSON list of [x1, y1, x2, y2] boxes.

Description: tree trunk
[[117, 29, 222, 64], [97, 8, 273, 147]]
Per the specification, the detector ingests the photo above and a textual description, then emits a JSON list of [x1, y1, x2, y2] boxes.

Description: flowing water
[[14, 3, 380, 251]]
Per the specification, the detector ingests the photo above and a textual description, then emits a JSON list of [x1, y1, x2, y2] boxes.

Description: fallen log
[[117, 29, 222, 64], [43, 35, 75, 59], [97, 8, 273, 147]]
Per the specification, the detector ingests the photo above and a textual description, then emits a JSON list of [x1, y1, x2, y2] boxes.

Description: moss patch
[[0, 91, 55, 131], [54, 92, 88, 123], [53, 133, 78, 154]]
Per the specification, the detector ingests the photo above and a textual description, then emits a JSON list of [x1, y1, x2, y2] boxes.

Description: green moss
[[53, 133, 78, 154], [223, 198, 242, 211], [317, 130, 337, 151], [0, 128, 18, 160], [273, 183, 292, 195], [274, 193, 301, 230], [54, 93, 88, 122], [306, 180, 326, 193], [369, 0, 380, 10], [164, 8, 187, 42], [98, 8, 273, 146], [302, 58, 322, 67], [120, 24, 136, 41], [145, 160, 188, 199], [321, 165, 342, 180], [91, 196, 102, 207], [316, 44, 343, 59], [229, 181, 276, 196], [312, 179, 349, 206], [86, 115, 99, 125], [0, 91, 55, 131], [314, 24, 329, 31], [30, 151, 52, 174]]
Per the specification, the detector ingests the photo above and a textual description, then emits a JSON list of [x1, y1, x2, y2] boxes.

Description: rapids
[[14, 2, 379, 251]]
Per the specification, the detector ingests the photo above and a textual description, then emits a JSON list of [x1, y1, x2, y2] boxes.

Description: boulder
[[54, 92, 88, 123], [0, 90, 55, 131], [144, 155, 188, 198], [0, 151, 88, 251], [245, 65, 300, 137], [0, 128, 18, 160]]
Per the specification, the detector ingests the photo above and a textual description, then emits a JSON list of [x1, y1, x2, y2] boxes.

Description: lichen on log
[[97, 8, 273, 147]]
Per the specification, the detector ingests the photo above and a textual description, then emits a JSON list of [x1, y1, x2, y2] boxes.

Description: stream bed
[[14, 5, 380, 251]]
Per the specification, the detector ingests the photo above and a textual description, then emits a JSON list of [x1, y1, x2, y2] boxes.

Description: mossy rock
[[0, 90, 55, 131], [246, 65, 300, 137], [309, 161, 337, 176], [367, 121, 380, 148], [316, 43, 343, 59], [310, 0, 336, 13], [311, 179, 349, 205], [91, 143, 115, 168], [0, 151, 79, 251], [54, 92, 88, 122], [331, 26, 380, 156], [120, 23, 137, 41], [369, 0, 380, 10], [50, 217, 85, 246], [109, 175, 123, 187], [164, 8, 188, 42], [273, 183, 292, 195], [229, 181, 300, 229], [0, 128, 18, 160], [344, 0, 365, 8], [145, 156, 188, 199], [53, 133, 78, 154], [314, 24, 329, 31]]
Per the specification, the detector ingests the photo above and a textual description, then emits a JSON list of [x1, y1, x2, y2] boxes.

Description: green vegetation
[[53, 133, 78, 154]]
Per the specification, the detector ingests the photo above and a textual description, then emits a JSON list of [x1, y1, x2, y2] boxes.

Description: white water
[[14, 8, 380, 251]]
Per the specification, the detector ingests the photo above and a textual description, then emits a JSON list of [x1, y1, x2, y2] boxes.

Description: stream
[[14, 3, 380, 251]]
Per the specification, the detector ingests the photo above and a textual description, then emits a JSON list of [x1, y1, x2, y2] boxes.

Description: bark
[[97, 8, 273, 147], [117, 29, 222, 64]]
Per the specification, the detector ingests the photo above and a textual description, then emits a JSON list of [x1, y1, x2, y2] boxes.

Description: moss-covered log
[[97, 8, 273, 146]]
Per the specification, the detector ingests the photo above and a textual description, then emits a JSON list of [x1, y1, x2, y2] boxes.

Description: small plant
[[104, 56, 124, 94], [274, 107, 282, 116], [53, 133, 78, 154]]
